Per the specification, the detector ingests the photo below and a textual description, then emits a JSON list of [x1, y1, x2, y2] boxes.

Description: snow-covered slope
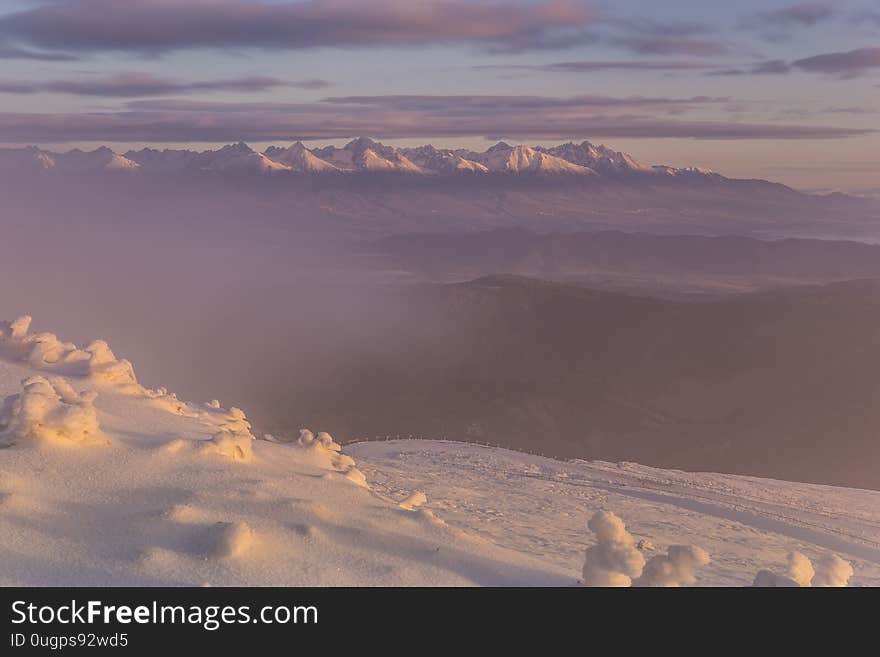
[[1, 315, 874, 586]]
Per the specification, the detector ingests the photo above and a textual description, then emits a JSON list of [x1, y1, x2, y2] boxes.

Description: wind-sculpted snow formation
[[0, 375, 102, 446], [0, 315, 137, 388], [580, 510, 646, 586]]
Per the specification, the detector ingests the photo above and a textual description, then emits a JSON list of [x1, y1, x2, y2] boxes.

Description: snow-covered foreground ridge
[[0, 315, 875, 586]]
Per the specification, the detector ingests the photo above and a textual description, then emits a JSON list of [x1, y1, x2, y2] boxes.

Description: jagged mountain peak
[[269, 141, 340, 173]]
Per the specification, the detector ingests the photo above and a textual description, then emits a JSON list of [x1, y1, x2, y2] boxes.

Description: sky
[[0, 0, 878, 191]]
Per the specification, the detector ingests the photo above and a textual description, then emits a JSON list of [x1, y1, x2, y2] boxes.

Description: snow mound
[[634, 545, 710, 587], [581, 510, 646, 586], [0, 375, 102, 446]]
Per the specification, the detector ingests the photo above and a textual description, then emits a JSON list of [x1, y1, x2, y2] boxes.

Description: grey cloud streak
[[792, 47, 880, 77], [0, 73, 306, 97], [0, 42, 78, 61], [477, 60, 716, 73], [746, 2, 836, 28], [614, 35, 726, 56]]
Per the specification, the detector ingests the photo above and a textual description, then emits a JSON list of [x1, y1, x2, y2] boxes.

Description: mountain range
[[0, 136, 722, 179], [376, 229, 880, 296]]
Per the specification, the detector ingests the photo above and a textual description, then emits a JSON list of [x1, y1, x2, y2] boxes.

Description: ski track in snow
[[351, 441, 880, 586]]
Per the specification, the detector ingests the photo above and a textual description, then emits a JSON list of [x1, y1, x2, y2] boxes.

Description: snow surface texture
[[1, 315, 876, 586], [350, 441, 880, 586]]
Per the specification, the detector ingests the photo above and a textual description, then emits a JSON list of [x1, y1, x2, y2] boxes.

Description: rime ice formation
[[580, 511, 710, 587], [581, 511, 646, 586], [634, 545, 711, 587]]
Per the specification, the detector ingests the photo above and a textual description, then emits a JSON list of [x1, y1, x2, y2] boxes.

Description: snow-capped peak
[[481, 144, 596, 175], [314, 138, 424, 173], [268, 142, 340, 173], [201, 142, 291, 173]]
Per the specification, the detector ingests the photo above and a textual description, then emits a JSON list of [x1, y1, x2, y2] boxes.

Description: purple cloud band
[[0, 73, 310, 97], [0, 0, 597, 55], [0, 93, 869, 144], [543, 60, 715, 71]]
